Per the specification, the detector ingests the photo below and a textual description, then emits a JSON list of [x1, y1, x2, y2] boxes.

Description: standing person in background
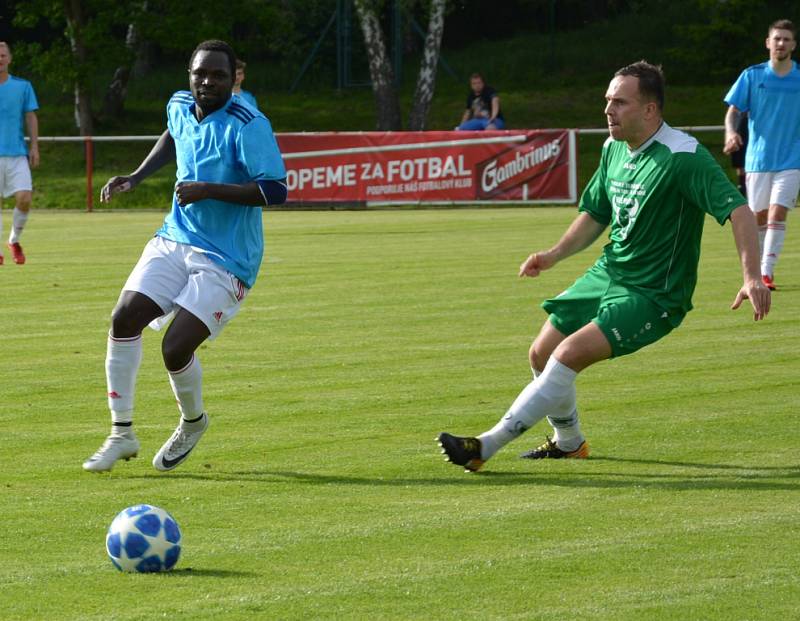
[[729, 112, 748, 197], [0, 41, 39, 265], [233, 59, 259, 110], [724, 19, 800, 291], [456, 73, 505, 130]]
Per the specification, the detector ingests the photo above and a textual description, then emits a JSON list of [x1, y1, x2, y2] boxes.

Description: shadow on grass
[[161, 568, 259, 578], [127, 456, 800, 492], [589, 455, 800, 472]]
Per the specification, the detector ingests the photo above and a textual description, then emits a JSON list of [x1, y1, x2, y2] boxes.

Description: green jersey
[[579, 123, 744, 318]]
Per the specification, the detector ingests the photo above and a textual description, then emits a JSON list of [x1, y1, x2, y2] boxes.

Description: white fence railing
[[33, 126, 727, 211]]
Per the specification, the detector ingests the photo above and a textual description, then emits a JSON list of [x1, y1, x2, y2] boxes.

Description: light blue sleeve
[[241, 90, 259, 110], [24, 82, 39, 112], [238, 117, 286, 181], [724, 70, 750, 112]]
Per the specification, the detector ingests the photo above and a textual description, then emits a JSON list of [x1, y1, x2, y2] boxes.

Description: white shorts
[[0, 156, 32, 197], [123, 236, 249, 340], [746, 170, 800, 213]]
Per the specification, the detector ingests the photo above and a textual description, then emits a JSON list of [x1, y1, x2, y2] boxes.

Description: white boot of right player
[[83, 433, 140, 472]]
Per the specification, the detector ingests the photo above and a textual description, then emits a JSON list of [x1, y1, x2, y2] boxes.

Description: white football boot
[[83, 433, 140, 472], [152, 413, 209, 471]]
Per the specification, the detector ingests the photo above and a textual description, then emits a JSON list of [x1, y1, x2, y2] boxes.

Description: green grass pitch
[[1, 207, 798, 620]]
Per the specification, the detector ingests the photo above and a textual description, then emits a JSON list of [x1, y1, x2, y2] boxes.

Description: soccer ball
[[106, 504, 182, 572]]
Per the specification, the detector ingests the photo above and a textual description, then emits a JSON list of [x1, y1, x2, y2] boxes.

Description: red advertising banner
[[276, 130, 577, 205]]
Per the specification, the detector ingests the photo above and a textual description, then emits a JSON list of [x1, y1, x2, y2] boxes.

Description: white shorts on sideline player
[[123, 236, 249, 340], [746, 169, 800, 212], [0, 156, 32, 197]]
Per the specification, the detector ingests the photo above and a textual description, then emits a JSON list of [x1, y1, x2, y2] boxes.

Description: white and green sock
[[548, 409, 585, 452], [535, 363, 584, 451], [478, 357, 577, 460]]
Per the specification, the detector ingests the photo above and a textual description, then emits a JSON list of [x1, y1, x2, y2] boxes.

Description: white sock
[[761, 221, 786, 277], [534, 364, 583, 450], [757, 225, 767, 257], [9, 207, 29, 244], [548, 409, 585, 452], [0, 207, 3, 253], [106, 333, 143, 428], [478, 357, 577, 460], [168, 355, 205, 422]]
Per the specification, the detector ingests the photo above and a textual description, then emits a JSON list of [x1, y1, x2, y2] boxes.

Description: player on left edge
[[83, 39, 287, 473]]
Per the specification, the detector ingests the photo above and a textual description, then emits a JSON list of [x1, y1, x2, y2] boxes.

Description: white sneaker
[[152, 413, 209, 471], [83, 433, 140, 472]]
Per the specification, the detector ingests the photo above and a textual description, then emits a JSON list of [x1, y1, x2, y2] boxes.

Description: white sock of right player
[[478, 357, 577, 460], [106, 333, 143, 436], [761, 220, 786, 278], [757, 224, 767, 257], [168, 355, 205, 423], [548, 409, 585, 452], [534, 363, 585, 452]]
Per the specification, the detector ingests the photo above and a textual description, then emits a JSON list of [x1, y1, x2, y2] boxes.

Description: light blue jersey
[[156, 92, 286, 288], [0, 75, 38, 157], [724, 61, 800, 172], [237, 89, 258, 110]]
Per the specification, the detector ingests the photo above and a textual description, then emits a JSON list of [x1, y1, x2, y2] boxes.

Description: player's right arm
[[519, 213, 606, 277], [100, 130, 176, 203], [723, 105, 744, 155], [521, 142, 612, 278]]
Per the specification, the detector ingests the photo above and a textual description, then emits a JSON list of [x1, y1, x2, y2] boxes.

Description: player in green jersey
[[437, 61, 771, 473]]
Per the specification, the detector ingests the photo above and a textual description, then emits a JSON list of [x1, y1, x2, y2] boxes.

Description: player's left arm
[[25, 111, 39, 168], [676, 147, 769, 320], [176, 116, 287, 207], [729, 204, 770, 320], [174, 180, 286, 207]]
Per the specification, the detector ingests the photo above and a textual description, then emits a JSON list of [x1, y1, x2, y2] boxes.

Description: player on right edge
[[723, 19, 800, 291], [438, 61, 770, 473]]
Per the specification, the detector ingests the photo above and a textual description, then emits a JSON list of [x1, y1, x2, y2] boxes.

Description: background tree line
[[0, 0, 796, 133]]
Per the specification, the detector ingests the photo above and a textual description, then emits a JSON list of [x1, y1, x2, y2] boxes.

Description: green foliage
[[665, 0, 798, 83], [135, 0, 292, 62], [1, 209, 798, 619], [12, 0, 137, 92]]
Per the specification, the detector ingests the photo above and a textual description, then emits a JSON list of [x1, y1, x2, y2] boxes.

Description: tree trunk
[[127, 12, 155, 78], [102, 66, 131, 120], [407, 0, 446, 130], [104, 9, 153, 121], [353, 0, 402, 131], [64, 0, 93, 135]]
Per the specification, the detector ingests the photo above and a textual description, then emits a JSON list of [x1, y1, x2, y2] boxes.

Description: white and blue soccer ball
[[106, 504, 182, 573]]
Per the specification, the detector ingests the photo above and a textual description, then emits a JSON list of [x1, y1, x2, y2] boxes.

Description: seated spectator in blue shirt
[[233, 59, 259, 109], [456, 73, 505, 130]]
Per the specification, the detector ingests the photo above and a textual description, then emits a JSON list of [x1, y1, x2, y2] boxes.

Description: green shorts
[[541, 264, 683, 358]]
